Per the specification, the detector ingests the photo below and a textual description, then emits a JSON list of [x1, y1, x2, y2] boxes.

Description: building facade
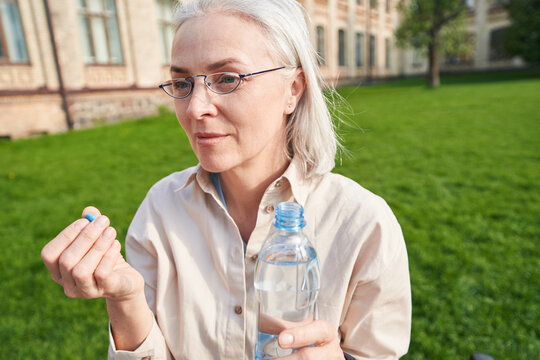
[[0, 0, 523, 139], [299, 0, 401, 83], [0, 0, 175, 138]]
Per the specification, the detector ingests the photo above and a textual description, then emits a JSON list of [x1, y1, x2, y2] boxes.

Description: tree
[[395, 0, 469, 88], [504, 0, 540, 64]]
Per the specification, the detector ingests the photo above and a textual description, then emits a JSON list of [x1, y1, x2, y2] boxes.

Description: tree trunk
[[427, 38, 440, 88]]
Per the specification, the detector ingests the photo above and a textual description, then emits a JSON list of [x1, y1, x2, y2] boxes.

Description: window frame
[[77, 0, 124, 66], [0, 0, 30, 65], [156, 0, 176, 65], [412, 46, 423, 68], [0, 9, 8, 64], [369, 34, 376, 67], [316, 25, 326, 66], [338, 29, 346, 67], [355, 32, 363, 67]]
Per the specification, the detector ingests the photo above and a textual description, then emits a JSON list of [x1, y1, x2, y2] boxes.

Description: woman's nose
[[185, 78, 217, 119]]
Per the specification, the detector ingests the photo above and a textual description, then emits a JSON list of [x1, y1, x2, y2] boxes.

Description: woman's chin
[[198, 159, 231, 174]]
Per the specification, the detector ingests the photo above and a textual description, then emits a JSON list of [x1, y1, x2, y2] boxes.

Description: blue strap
[[210, 172, 247, 253], [210, 172, 227, 211]]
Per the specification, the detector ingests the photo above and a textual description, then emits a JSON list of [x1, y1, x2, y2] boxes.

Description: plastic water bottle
[[254, 202, 320, 359]]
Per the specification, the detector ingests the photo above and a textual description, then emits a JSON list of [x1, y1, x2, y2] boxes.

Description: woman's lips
[[195, 132, 228, 145]]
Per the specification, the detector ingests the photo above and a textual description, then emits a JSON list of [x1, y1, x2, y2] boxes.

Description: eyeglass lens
[[167, 73, 241, 98]]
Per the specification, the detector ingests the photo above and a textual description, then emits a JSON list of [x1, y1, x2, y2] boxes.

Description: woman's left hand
[[276, 320, 344, 359]]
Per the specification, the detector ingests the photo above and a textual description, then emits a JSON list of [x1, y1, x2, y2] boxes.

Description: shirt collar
[[277, 158, 312, 207], [174, 164, 208, 193], [174, 158, 314, 206]]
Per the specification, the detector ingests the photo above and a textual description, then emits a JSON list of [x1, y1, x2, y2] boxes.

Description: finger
[[58, 215, 110, 296], [71, 226, 117, 298], [61, 215, 110, 268], [41, 218, 89, 284], [95, 240, 123, 297], [278, 320, 337, 349], [82, 206, 102, 219], [277, 345, 324, 360]]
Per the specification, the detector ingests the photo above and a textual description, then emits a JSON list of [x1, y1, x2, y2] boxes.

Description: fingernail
[[279, 333, 294, 347], [85, 213, 97, 222]]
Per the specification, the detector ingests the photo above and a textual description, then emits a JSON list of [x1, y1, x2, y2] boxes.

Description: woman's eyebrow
[[170, 65, 188, 74], [207, 58, 245, 71], [170, 59, 247, 75]]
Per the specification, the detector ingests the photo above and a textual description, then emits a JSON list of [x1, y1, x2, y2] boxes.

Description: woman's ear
[[284, 68, 306, 115]]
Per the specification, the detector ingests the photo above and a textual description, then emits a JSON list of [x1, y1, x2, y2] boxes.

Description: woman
[[41, 0, 411, 359]]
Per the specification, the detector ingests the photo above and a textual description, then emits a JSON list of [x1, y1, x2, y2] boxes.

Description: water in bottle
[[254, 202, 320, 359]]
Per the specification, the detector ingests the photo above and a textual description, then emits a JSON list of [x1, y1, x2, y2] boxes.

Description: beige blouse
[[108, 159, 411, 359]]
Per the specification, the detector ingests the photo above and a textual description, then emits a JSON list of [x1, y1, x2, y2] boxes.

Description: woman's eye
[[217, 75, 237, 84], [174, 81, 190, 89]]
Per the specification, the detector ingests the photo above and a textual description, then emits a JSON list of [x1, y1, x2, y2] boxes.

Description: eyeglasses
[[159, 66, 285, 99]]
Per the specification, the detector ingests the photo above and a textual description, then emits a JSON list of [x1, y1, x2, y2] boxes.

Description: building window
[[489, 27, 511, 61], [338, 29, 346, 66], [355, 33, 363, 67], [0, 0, 29, 64], [316, 25, 326, 65], [369, 35, 375, 67], [385, 38, 390, 68], [77, 0, 124, 65], [412, 46, 423, 67], [386, 0, 391, 12], [356, 0, 362, 4], [156, 0, 175, 64], [370, 0, 377, 9]]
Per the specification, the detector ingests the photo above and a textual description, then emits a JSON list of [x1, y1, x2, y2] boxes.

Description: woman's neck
[[220, 156, 290, 243]]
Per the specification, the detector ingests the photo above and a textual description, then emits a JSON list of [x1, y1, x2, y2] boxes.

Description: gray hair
[[173, 0, 342, 179]]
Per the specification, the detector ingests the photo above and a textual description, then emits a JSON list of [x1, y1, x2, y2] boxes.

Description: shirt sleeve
[[107, 187, 174, 360], [339, 200, 412, 359], [108, 318, 172, 360]]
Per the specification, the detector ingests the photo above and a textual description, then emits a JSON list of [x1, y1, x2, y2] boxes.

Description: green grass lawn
[[1, 71, 539, 359]]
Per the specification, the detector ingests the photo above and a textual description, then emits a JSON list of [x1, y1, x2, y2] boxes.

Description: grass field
[[1, 71, 539, 359]]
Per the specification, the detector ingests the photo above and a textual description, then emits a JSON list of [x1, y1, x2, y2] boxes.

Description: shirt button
[[265, 205, 275, 213], [251, 253, 258, 262], [234, 305, 243, 315], [275, 180, 283, 188]]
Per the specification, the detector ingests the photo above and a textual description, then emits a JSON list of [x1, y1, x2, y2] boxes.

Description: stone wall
[[69, 89, 173, 130], [0, 94, 67, 139], [0, 89, 173, 139]]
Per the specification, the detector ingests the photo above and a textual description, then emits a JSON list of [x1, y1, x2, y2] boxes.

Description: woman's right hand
[[41, 206, 145, 302]]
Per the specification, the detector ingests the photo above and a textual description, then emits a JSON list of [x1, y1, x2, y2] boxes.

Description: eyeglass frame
[[159, 66, 286, 99]]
